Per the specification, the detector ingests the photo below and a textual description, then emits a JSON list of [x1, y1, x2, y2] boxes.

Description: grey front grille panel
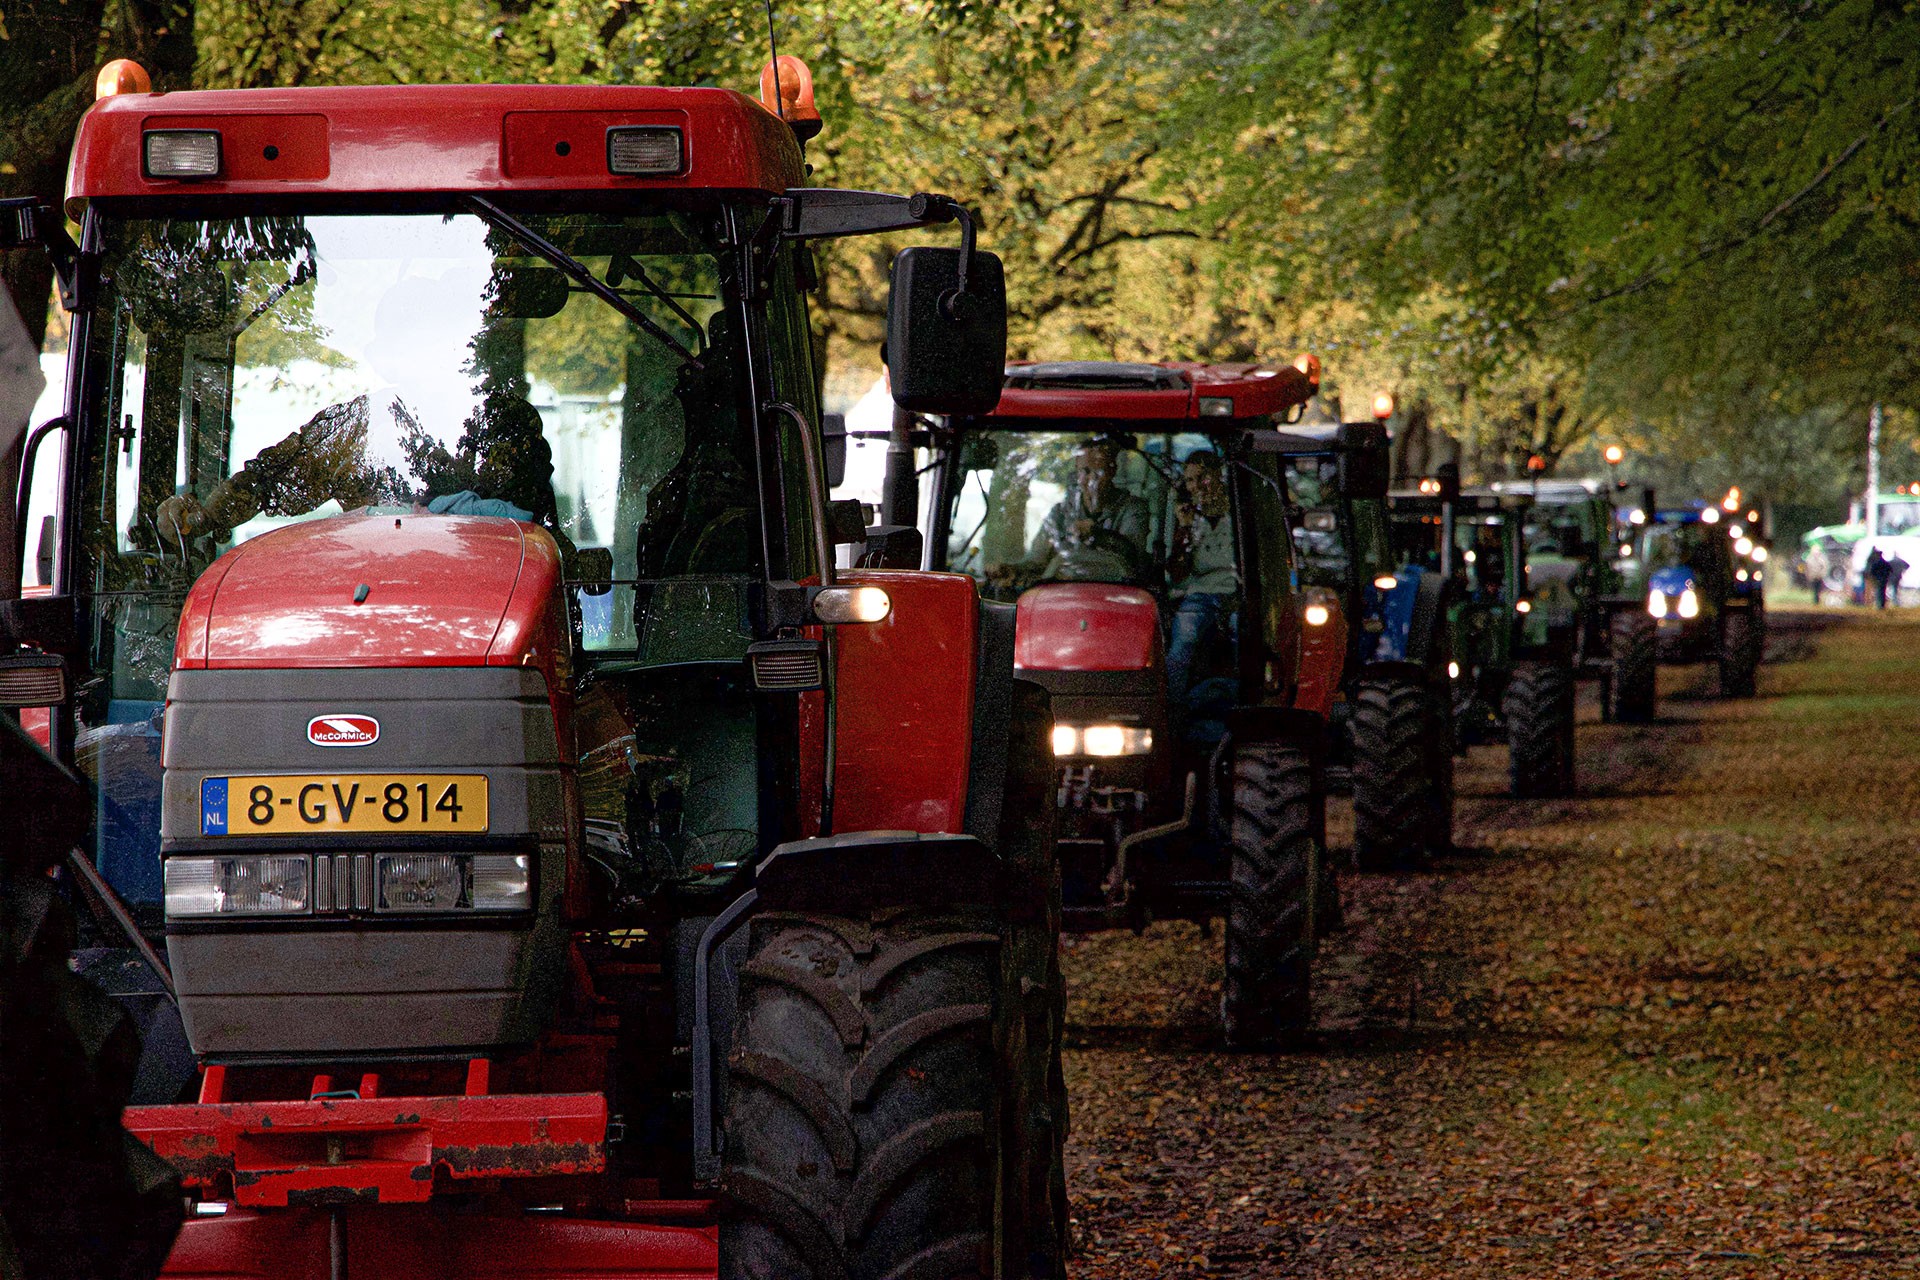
[[161, 666, 564, 844], [159, 666, 569, 1056]]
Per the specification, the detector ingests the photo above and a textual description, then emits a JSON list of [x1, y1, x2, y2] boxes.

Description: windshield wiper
[[462, 196, 704, 370]]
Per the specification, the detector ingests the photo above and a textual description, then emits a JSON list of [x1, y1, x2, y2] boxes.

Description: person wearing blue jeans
[[1165, 451, 1239, 729]]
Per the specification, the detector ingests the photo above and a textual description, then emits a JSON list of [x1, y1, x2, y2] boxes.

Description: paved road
[[1062, 609, 1920, 1277]]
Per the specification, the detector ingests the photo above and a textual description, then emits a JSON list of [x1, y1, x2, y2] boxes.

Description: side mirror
[[862, 525, 923, 570], [0, 199, 81, 308], [1335, 422, 1389, 500], [822, 413, 847, 489], [827, 498, 867, 547], [886, 246, 1006, 415]]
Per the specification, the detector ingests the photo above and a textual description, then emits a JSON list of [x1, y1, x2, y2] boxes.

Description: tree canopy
[[5, 0, 1915, 504]]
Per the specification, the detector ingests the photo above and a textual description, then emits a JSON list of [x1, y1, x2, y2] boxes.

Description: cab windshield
[[1390, 506, 1515, 603], [1284, 453, 1389, 589], [1642, 522, 1715, 570], [945, 429, 1234, 601], [78, 209, 779, 672], [72, 206, 814, 911]]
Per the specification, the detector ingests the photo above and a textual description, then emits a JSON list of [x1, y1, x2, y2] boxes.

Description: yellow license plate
[[201, 774, 488, 835]]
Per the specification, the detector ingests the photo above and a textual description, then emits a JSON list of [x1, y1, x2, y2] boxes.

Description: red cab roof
[[68, 84, 803, 209], [981, 360, 1317, 423]]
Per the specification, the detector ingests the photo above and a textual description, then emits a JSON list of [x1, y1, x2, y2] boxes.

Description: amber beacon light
[[759, 55, 822, 141], [96, 58, 151, 99]]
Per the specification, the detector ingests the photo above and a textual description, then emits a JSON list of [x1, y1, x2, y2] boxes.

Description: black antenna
[[763, 0, 785, 119]]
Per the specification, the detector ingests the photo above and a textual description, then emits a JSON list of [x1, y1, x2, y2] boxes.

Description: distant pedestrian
[[1867, 547, 1892, 609], [1890, 553, 1910, 607], [1805, 545, 1829, 605]]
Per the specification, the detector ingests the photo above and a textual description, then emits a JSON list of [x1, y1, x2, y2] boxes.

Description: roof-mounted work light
[[606, 127, 684, 176], [144, 130, 222, 179]]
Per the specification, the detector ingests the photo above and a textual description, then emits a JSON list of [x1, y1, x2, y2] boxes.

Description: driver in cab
[[989, 439, 1150, 588]]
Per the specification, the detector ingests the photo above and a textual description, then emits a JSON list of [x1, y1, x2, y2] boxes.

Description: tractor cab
[[1262, 418, 1457, 866], [1635, 504, 1766, 694], [2, 66, 1073, 1280], [1495, 477, 1660, 722], [1388, 484, 1579, 796], [926, 359, 1333, 1046]]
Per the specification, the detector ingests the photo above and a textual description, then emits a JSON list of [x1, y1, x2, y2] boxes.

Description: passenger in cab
[[1166, 449, 1238, 718]]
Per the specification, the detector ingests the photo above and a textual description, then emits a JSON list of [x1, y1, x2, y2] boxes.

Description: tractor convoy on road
[[0, 54, 1771, 1280]]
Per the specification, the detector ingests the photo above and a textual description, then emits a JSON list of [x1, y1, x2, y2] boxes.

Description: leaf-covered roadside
[[1062, 610, 1920, 1276]]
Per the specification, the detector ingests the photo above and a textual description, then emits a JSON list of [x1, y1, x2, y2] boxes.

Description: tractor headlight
[[164, 852, 531, 918], [1678, 587, 1700, 619], [1053, 723, 1153, 757], [1648, 591, 1668, 619], [376, 852, 531, 912], [165, 855, 311, 917]]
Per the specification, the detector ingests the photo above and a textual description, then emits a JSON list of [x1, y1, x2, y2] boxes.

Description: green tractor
[[1388, 482, 1579, 798], [1495, 479, 1657, 723]]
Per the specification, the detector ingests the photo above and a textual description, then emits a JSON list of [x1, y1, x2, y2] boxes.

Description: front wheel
[[1221, 742, 1320, 1049], [1351, 673, 1454, 870], [1607, 610, 1658, 723], [1504, 661, 1576, 798], [722, 904, 1057, 1279]]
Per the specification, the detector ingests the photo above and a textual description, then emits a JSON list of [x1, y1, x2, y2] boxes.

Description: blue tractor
[[1624, 505, 1767, 696], [1265, 422, 1456, 868]]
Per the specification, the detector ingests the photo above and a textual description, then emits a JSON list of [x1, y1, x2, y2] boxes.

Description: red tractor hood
[[175, 515, 563, 669], [1014, 583, 1161, 672]]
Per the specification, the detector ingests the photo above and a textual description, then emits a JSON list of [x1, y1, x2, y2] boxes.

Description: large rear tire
[[1351, 674, 1453, 869], [722, 906, 1010, 1280], [1504, 661, 1576, 798], [1607, 610, 1658, 723], [1719, 609, 1758, 697], [1221, 742, 1318, 1049], [720, 680, 1068, 1280]]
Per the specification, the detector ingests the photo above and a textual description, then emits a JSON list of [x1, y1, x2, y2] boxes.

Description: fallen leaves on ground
[[1063, 609, 1920, 1276]]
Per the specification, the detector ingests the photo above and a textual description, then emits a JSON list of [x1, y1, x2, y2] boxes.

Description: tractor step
[[123, 1063, 607, 1206]]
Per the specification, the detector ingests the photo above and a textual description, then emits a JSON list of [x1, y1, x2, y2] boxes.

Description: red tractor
[[918, 360, 1335, 1048], [0, 60, 1070, 1279]]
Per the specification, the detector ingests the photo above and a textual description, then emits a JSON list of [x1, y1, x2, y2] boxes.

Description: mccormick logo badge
[[308, 715, 380, 747]]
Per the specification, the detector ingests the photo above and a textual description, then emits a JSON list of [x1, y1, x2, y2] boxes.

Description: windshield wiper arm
[[462, 196, 704, 370]]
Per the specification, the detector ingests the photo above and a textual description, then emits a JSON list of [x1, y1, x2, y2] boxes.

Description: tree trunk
[[0, 0, 195, 350]]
